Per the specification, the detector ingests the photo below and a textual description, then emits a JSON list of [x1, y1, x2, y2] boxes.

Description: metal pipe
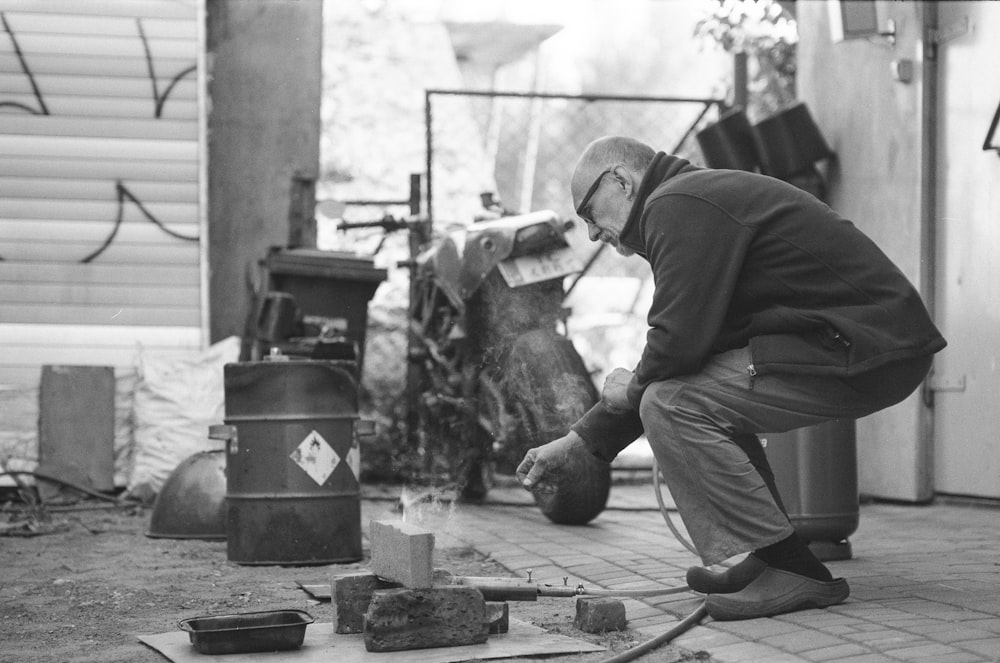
[[572, 585, 693, 599], [446, 575, 692, 601], [425, 88, 726, 105]]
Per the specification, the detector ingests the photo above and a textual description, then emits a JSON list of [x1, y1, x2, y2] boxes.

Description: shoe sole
[[705, 578, 849, 621]]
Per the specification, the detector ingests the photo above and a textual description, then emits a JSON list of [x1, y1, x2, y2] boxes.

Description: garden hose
[[651, 456, 700, 557], [597, 601, 708, 663]]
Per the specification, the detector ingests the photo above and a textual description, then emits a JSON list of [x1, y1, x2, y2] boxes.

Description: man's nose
[[587, 224, 601, 241]]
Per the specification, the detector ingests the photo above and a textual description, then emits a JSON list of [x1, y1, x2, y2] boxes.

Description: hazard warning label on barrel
[[289, 430, 339, 485], [346, 438, 360, 481]]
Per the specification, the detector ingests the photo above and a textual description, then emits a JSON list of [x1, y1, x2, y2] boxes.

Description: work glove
[[601, 367, 634, 412], [516, 431, 588, 494]]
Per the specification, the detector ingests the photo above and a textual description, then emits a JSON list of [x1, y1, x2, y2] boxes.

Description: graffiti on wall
[[0, 12, 199, 262]]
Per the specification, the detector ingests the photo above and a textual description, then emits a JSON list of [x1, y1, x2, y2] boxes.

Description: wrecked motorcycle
[[341, 208, 611, 525]]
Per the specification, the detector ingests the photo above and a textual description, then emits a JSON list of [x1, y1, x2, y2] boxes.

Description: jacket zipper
[[747, 363, 757, 390]]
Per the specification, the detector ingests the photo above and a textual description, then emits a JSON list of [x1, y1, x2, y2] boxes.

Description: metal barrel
[[222, 360, 362, 565], [764, 419, 859, 561]]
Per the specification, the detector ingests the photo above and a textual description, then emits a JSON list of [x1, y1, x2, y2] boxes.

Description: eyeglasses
[[575, 168, 612, 223]]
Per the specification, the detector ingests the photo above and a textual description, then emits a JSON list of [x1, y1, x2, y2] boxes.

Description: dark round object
[[147, 450, 227, 540]]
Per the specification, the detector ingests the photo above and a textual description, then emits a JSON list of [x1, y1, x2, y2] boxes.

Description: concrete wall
[[797, 1, 933, 501], [206, 0, 323, 344]]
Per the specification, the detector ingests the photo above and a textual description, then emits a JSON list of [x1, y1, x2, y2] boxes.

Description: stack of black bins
[[265, 247, 387, 372]]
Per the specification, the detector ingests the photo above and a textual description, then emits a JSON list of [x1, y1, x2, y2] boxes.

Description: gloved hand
[[602, 367, 634, 411], [515, 431, 588, 494]]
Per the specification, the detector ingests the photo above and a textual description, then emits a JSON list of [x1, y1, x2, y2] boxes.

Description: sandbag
[[127, 337, 240, 501]]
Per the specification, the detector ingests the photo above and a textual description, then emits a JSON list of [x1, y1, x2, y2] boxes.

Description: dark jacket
[[573, 153, 946, 461]]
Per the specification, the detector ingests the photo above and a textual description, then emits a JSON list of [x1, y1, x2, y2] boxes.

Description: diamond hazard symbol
[[289, 430, 340, 486], [346, 438, 360, 481]]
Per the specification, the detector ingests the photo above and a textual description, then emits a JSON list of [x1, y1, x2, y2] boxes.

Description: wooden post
[[287, 172, 317, 249]]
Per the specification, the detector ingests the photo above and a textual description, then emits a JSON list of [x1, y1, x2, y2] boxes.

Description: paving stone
[[920, 626, 996, 643], [369, 519, 435, 588], [843, 629, 914, 646], [830, 654, 899, 663], [883, 642, 964, 658], [761, 630, 847, 653], [800, 642, 871, 661], [574, 597, 627, 633], [960, 638, 1000, 658], [628, 614, 677, 629], [912, 654, 987, 663], [363, 586, 488, 652], [713, 617, 803, 639], [710, 641, 802, 662]]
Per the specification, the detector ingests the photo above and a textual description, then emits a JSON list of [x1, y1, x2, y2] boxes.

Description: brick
[[363, 587, 489, 652], [486, 602, 509, 634], [330, 571, 399, 634], [369, 519, 435, 588], [574, 597, 627, 633]]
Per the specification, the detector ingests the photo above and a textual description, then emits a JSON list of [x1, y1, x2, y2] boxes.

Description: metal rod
[[425, 88, 726, 105], [425, 89, 434, 224]]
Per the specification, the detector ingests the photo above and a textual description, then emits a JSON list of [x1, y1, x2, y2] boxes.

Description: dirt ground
[[0, 494, 702, 663]]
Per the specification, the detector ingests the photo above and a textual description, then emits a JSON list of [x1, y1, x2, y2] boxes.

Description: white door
[[932, 2, 1000, 498]]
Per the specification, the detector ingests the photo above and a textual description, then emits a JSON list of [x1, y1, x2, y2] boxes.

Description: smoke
[[399, 484, 458, 533]]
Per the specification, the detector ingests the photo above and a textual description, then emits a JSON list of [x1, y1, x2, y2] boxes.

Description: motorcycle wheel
[[502, 329, 611, 525]]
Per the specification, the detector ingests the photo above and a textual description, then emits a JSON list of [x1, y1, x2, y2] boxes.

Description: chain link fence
[[424, 90, 726, 227]]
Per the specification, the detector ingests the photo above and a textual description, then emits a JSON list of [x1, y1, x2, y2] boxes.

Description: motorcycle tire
[[503, 329, 611, 525]]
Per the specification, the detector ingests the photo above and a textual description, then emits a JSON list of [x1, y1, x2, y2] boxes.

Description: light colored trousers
[[639, 346, 932, 566]]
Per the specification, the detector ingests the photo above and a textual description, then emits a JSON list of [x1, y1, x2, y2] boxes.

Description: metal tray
[[177, 609, 314, 655]]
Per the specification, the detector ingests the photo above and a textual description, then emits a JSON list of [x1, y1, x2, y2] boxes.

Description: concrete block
[[330, 571, 400, 634], [363, 586, 489, 652], [574, 597, 627, 633], [486, 602, 509, 634], [369, 519, 435, 588]]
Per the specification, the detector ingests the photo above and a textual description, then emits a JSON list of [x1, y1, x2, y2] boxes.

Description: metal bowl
[[146, 449, 227, 540]]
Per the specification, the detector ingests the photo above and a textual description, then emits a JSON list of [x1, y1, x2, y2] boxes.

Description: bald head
[[571, 136, 656, 204]]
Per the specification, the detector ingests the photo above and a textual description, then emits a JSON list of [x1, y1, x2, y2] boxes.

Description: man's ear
[[610, 163, 635, 200]]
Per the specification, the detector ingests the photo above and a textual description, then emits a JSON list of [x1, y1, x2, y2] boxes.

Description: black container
[[764, 418, 858, 561], [695, 108, 761, 172], [178, 609, 314, 654], [751, 102, 834, 180], [222, 359, 363, 565], [265, 248, 386, 372]]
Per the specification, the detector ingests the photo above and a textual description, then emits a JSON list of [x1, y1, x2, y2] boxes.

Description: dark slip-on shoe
[[686, 553, 768, 594], [704, 567, 849, 621]]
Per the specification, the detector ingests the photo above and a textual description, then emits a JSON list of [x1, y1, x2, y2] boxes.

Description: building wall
[[797, 1, 933, 501], [205, 0, 323, 346], [0, 0, 205, 386]]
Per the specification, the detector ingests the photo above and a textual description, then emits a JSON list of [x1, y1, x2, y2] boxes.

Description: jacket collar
[[619, 152, 698, 256]]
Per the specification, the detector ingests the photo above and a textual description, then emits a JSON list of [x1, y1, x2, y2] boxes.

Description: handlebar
[[335, 214, 412, 232]]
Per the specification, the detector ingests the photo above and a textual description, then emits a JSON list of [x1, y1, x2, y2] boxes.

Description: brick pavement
[[362, 481, 1000, 663]]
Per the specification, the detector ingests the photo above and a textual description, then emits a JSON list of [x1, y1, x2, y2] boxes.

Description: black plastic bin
[[264, 248, 387, 372], [764, 418, 859, 561]]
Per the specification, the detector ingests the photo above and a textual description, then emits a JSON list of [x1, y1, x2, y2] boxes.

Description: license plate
[[496, 246, 583, 287]]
